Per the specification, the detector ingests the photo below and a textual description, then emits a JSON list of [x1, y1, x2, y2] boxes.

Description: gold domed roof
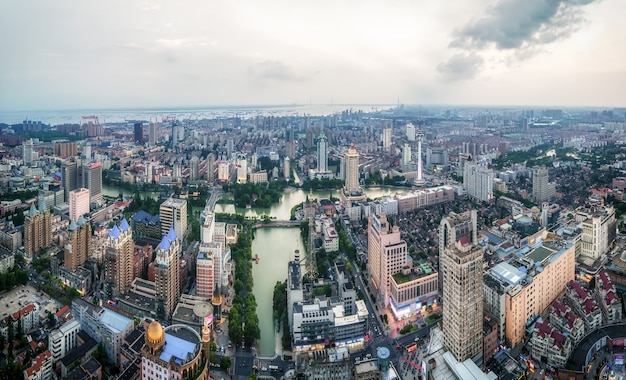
[[146, 320, 164, 343]]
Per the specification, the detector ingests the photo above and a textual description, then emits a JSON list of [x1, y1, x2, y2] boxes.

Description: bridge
[[253, 220, 302, 229]]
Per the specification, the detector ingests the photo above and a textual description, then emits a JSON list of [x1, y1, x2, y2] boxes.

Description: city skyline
[[1, 0, 625, 112]]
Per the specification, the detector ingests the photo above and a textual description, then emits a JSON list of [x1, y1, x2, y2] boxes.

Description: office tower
[[155, 226, 181, 319], [69, 188, 90, 221], [463, 161, 494, 202], [406, 123, 415, 141], [190, 156, 199, 181], [64, 216, 90, 270], [105, 217, 134, 296], [284, 157, 290, 180], [415, 127, 425, 186], [171, 124, 177, 148], [24, 201, 52, 255], [141, 320, 210, 380], [236, 154, 247, 184], [149, 122, 158, 145], [61, 159, 79, 202], [367, 213, 407, 303], [344, 144, 360, 195], [196, 248, 216, 299], [82, 143, 91, 163], [317, 132, 328, 173], [382, 128, 392, 150], [532, 167, 555, 203], [160, 197, 187, 239], [217, 160, 229, 183], [402, 144, 411, 166], [23, 138, 34, 165], [226, 137, 234, 159], [82, 162, 102, 202], [54, 141, 77, 158], [206, 153, 215, 182], [426, 147, 448, 167], [440, 210, 483, 362], [575, 200, 616, 261], [134, 122, 144, 145]]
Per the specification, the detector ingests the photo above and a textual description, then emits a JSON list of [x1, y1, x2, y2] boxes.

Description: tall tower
[[134, 123, 144, 145], [64, 216, 91, 270], [316, 132, 328, 173], [82, 162, 102, 203], [306, 190, 317, 278], [61, 159, 79, 202], [284, 157, 290, 180], [69, 188, 90, 221], [206, 153, 215, 183], [149, 122, 158, 146], [440, 210, 483, 362], [155, 226, 181, 319], [532, 167, 555, 203], [24, 201, 52, 256], [402, 144, 411, 167], [236, 154, 247, 184], [160, 197, 188, 240], [344, 144, 361, 196], [382, 128, 392, 150], [190, 156, 200, 181], [406, 123, 416, 141], [22, 138, 34, 166], [415, 127, 425, 186], [83, 143, 91, 162], [105, 217, 134, 296]]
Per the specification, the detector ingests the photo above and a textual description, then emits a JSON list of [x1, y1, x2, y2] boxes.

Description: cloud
[[440, 0, 599, 81], [451, 0, 597, 51], [437, 52, 484, 82], [249, 60, 305, 82]]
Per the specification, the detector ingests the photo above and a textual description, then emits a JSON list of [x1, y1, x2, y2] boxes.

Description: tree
[[210, 341, 217, 352], [220, 356, 231, 370]]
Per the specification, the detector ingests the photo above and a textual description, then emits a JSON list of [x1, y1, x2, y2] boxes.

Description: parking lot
[[0, 284, 59, 323]]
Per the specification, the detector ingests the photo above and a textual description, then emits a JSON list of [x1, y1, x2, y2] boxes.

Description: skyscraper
[[402, 144, 411, 167], [64, 216, 91, 270], [24, 202, 52, 256], [532, 167, 555, 203], [149, 122, 158, 146], [54, 141, 77, 158], [226, 137, 234, 159], [344, 144, 361, 196], [155, 226, 181, 319], [22, 138, 34, 166], [196, 247, 217, 299], [160, 197, 188, 239], [61, 158, 79, 203], [190, 156, 199, 181], [382, 128, 392, 150], [415, 127, 425, 186], [316, 132, 328, 173], [105, 217, 134, 296], [69, 188, 90, 221], [463, 161, 493, 202], [134, 122, 144, 145], [206, 153, 215, 183], [284, 156, 290, 180], [440, 210, 483, 362], [82, 162, 102, 203], [236, 154, 247, 184], [406, 123, 416, 141], [367, 213, 407, 303]]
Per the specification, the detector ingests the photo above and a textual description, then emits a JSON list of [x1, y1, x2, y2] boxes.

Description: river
[[101, 183, 159, 199]]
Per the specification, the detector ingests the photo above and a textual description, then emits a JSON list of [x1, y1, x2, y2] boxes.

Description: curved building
[[141, 321, 210, 380]]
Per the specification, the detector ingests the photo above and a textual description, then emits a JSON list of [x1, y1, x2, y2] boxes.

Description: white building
[[49, 319, 80, 363], [159, 197, 188, 239], [69, 188, 90, 221], [463, 161, 493, 202]]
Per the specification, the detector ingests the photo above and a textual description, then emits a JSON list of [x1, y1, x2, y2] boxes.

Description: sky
[[1, 0, 625, 111]]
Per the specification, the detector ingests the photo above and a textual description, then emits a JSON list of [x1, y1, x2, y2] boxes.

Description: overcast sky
[[1, 0, 624, 111]]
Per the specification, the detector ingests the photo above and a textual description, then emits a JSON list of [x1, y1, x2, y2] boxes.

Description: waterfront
[[101, 183, 159, 200], [251, 227, 304, 356]]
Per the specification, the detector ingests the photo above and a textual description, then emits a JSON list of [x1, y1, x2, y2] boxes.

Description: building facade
[[24, 203, 52, 255], [155, 227, 182, 319], [160, 197, 188, 240], [69, 188, 90, 221]]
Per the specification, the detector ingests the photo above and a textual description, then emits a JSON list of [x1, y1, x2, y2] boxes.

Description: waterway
[[101, 183, 159, 200], [214, 186, 400, 221], [251, 228, 305, 356]]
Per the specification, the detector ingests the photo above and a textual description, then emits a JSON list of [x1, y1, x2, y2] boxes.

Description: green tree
[[220, 355, 231, 370]]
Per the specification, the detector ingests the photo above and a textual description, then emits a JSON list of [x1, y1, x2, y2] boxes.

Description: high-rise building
[[344, 144, 361, 196], [22, 138, 34, 166], [575, 199, 617, 261], [54, 141, 77, 158], [284, 157, 290, 180], [463, 161, 494, 202], [402, 144, 411, 166], [105, 217, 134, 296], [196, 248, 217, 299], [226, 137, 234, 159], [83, 143, 91, 162], [61, 158, 79, 203], [149, 122, 158, 146], [64, 216, 91, 270], [141, 320, 210, 380], [382, 127, 392, 150], [206, 153, 215, 183], [317, 132, 328, 173], [416, 128, 425, 186], [367, 213, 407, 303], [217, 160, 229, 183], [532, 167, 555, 203], [134, 122, 144, 145], [236, 154, 247, 184], [69, 188, 90, 221], [155, 227, 181, 319], [160, 197, 188, 241], [190, 156, 199, 181], [24, 202, 52, 255], [406, 123, 416, 141], [440, 210, 483, 362], [82, 162, 102, 203]]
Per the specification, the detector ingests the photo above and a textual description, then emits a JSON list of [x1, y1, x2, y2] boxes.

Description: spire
[[28, 203, 38, 217], [77, 215, 86, 226], [69, 220, 77, 231], [38, 199, 46, 213], [159, 234, 170, 251], [109, 224, 120, 239], [167, 225, 177, 242], [119, 216, 130, 231]]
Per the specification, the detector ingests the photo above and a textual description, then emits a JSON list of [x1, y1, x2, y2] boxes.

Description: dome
[[146, 321, 164, 344]]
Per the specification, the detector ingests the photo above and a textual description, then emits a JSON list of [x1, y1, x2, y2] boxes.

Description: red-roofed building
[[530, 321, 573, 368], [595, 270, 624, 324], [566, 280, 602, 330], [1, 304, 38, 340], [23, 350, 52, 380], [549, 300, 585, 344], [55, 305, 71, 323]]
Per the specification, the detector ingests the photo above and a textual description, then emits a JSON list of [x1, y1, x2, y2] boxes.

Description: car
[[261, 367, 267, 371]]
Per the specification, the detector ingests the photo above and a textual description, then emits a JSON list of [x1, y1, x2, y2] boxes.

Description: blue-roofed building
[[141, 321, 210, 380], [131, 210, 161, 238]]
